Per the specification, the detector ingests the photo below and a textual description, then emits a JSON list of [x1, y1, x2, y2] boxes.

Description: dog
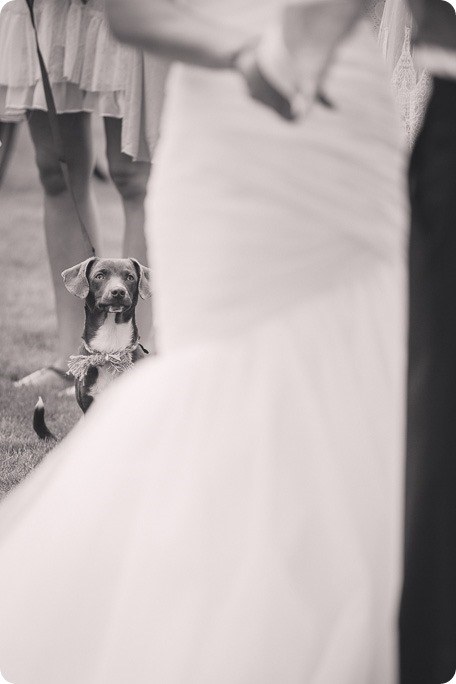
[[33, 257, 152, 439]]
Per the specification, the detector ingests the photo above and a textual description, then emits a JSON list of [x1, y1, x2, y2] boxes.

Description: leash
[[24, 0, 96, 256]]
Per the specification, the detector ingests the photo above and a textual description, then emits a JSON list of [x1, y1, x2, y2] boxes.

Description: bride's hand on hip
[[233, 44, 295, 122]]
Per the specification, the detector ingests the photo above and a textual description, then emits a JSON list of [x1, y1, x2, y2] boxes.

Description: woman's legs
[[0, 121, 18, 187], [26, 111, 101, 378], [104, 116, 153, 348]]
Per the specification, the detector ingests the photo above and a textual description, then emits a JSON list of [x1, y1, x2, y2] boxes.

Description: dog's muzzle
[[98, 288, 132, 313]]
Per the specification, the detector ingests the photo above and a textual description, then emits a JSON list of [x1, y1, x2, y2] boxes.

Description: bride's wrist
[[255, 24, 298, 100], [229, 38, 261, 72], [230, 27, 298, 102]]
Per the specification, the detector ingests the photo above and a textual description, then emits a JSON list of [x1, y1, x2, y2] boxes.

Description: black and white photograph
[[0, 0, 456, 682]]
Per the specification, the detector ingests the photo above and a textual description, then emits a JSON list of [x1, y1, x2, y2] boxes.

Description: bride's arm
[[108, 0, 363, 69], [107, 0, 364, 118], [106, 0, 294, 118], [107, 0, 253, 69]]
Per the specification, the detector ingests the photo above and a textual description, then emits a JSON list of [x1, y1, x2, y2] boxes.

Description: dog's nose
[[110, 288, 126, 299]]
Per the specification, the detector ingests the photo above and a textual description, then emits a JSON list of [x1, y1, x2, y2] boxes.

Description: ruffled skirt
[[0, 0, 169, 160]]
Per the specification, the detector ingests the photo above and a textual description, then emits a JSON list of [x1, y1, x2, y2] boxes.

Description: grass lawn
[[0, 122, 124, 497]]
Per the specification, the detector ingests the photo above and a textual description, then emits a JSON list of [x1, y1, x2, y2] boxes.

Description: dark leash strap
[[24, 0, 96, 256]]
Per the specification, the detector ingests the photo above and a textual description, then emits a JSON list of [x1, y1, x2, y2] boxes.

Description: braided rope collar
[[67, 340, 140, 381]]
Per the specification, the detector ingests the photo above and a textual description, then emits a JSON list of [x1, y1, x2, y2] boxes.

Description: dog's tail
[[33, 396, 56, 440]]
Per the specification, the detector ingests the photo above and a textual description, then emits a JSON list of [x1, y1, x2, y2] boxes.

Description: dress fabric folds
[[0, 2, 408, 683]]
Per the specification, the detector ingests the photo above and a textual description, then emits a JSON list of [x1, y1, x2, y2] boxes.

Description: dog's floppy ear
[[61, 257, 97, 298], [130, 259, 152, 299]]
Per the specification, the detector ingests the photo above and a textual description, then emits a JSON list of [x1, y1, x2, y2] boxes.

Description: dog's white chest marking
[[87, 316, 134, 398], [90, 315, 134, 353]]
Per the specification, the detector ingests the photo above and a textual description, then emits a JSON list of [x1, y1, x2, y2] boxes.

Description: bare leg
[[0, 121, 18, 187], [27, 111, 100, 377], [104, 117, 153, 348]]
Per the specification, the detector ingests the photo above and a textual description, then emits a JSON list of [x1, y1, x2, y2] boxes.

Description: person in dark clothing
[[401, 1, 456, 682]]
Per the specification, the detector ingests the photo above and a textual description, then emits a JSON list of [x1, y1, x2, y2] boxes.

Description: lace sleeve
[[377, 0, 431, 143]]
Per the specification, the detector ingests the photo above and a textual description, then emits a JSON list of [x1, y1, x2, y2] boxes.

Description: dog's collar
[[82, 340, 139, 356], [67, 340, 140, 381]]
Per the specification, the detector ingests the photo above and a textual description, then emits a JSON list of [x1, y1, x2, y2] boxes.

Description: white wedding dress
[[0, 3, 408, 683]]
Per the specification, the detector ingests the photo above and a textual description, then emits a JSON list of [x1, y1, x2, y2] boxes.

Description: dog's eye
[[126, 274, 135, 281], [94, 273, 104, 280]]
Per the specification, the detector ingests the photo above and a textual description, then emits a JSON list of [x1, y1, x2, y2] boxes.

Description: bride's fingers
[[235, 52, 295, 121], [248, 64, 295, 120]]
